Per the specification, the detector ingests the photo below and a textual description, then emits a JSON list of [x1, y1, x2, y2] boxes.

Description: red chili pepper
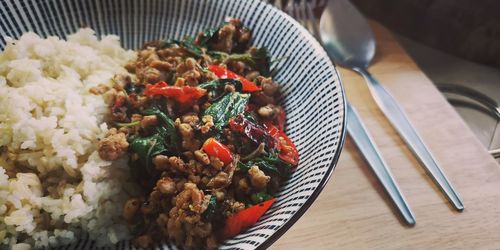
[[207, 65, 261, 92], [202, 138, 233, 165], [264, 122, 299, 166], [144, 81, 207, 105], [223, 198, 276, 239], [229, 115, 279, 149]]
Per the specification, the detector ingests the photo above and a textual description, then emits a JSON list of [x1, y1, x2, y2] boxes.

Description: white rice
[[0, 29, 137, 248]]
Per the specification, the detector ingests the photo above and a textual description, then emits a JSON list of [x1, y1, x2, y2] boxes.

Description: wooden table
[[272, 22, 500, 250]]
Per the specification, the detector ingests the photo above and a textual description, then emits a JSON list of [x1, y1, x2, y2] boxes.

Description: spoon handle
[[356, 68, 464, 211], [347, 103, 416, 225]]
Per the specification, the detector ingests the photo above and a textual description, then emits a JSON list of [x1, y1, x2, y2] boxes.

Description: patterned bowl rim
[[255, 4, 347, 248]]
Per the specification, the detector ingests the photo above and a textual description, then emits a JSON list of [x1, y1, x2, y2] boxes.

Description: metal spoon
[[318, 0, 464, 211]]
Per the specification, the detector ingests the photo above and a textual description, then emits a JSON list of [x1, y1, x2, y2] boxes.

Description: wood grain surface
[[272, 22, 500, 250]]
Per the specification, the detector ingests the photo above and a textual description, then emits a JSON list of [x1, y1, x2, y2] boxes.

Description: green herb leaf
[[207, 51, 229, 61], [198, 79, 243, 101], [129, 131, 168, 175], [116, 120, 140, 128], [181, 37, 204, 58], [203, 92, 250, 130], [251, 47, 271, 77], [237, 152, 292, 178], [251, 191, 272, 204], [143, 106, 180, 153], [198, 27, 219, 47], [209, 48, 271, 76], [202, 196, 217, 221]]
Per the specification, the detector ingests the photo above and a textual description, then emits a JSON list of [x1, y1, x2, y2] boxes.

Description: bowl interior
[[0, 0, 346, 249]]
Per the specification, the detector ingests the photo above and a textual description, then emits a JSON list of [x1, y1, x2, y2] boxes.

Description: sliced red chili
[[223, 198, 276, 239], [207, 65, 261, 92], [264, 122, 299, 166], [144, 81, 206, 106], [229, 115, 279, 150], [202, 138, 233, 165], [113, 95, 126, 109]]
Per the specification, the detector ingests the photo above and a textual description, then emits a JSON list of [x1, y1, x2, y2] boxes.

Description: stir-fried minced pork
[[106, 17, 299, 249]]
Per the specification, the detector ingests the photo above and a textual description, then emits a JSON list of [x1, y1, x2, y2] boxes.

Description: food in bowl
[[0, 17, 298, 249], [108, 18, 299, 249]]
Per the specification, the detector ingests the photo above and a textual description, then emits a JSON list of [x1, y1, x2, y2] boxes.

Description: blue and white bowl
[[0, 0, 346, 248]]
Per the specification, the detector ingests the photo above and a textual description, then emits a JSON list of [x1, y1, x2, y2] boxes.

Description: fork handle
[[355, 67, 464, 211], [347, 103, 416, 225]]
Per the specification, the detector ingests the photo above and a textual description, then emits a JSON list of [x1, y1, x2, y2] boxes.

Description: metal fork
[[269, 0, 416, 225]]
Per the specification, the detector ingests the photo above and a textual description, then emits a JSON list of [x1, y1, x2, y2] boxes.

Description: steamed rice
[[0, 29, 137, 248]]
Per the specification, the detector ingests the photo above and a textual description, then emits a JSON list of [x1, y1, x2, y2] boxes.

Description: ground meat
[[200, 115, 214, 134], [166, 183, 211, 247], [229, 200, 246, 214], [258, 104, 279, 118], [207, 172, 229, 189], [181, 112, 200, 127], [237, 178, 251, 194], [150, 59, 174, 71], [142, 67, 162, 84], [113, 74, 131, 90], [213, 189, 226, 202], [224, 83, 236, 93], [89, 83, 111, 95], [178, 123, 194, 139], [245, 71, 260, 81], [260, 76, 279, 96], [183, 139, 201, 152], [194, 150, 210, 165], [141, 191, 160, 215], [141, 115, 158, 129], [110, 101, 129, 122], [209, 156, 225, 170], [157, 177, 176, 195], [251, 91, 277, 106], [157, 46, 187, 59], [131, 113, 143, 122], [211, 22, 236, 53], [98, 128, 129, 161], [123, 198, 141, 223], [178, 123, 201, 151], [248, 165, 270, 190], [176, 58, 202, 85], [153, 155, 170, 171], [168, 156, 192, 174], [227, 60, 248, 75]]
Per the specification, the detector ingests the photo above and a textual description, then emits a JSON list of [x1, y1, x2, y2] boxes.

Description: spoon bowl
[[319, 0, 375, 69]]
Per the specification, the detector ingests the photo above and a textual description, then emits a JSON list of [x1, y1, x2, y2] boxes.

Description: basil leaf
[[181, 37, 204, 58], [208, 48, 271, 76], [202, 196, 217, 221], [198, 79, 243, 101], [203, 92, 250, 130], [237, 152, 292, 178], [198, 27, 219, 47], [160, 37, 204, 58], [251, 47, 271, 77], [251, 191, 272, 204], [143, 106, 180, 153], [129, 131, 167, 175]]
